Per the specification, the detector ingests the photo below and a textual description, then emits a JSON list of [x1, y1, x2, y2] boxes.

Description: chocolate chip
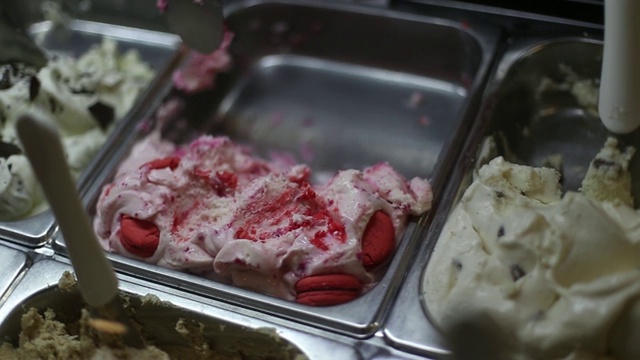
[[452, 259, 463, 271], [28, 76, 40, 101], [9, 64, 19, 77], [532, 310, 545, 321], [0, 68, 11, 90], [70, 87, 95, 95], [0, 142, 22, 158], [497, 225, 505, 238], [593, 158, 615, 169], [88, 101, 115, 131], [510, 264, 526, 281], [495, 191, 504, 198], [49, 97, 60, 113]]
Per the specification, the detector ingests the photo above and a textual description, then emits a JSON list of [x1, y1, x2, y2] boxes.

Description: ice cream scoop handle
[[16, 113, 119, 307], [598, 0, 640, 134]]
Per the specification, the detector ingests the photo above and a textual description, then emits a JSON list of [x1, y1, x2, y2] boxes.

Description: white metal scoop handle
[[16, 113, 118, 307], [599, 0, 640, 134]]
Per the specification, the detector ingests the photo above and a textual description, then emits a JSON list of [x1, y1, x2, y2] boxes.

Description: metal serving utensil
[[162, 0, 224, 54], [17, 112, 146, 349]]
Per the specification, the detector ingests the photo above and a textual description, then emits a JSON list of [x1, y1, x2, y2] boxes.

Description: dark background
[[393, 0, 604, 25], [461, 0, 603, 23]]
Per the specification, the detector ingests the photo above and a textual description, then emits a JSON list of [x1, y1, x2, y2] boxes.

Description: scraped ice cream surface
[[0, 306, 171, 360], [0, 38, 155, 220], [94, 134, 432, 305], [422, 137, 640, 359], [156, 0, 234, 95], [0, 272, 307, 359]]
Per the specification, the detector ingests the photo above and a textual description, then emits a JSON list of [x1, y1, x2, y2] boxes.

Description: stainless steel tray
[[56, 0, 501, 338], [381, 36, 640, 358], [0, 13, 181, 247], [0, 258, 364, 359], [0, 243, 29, 304]]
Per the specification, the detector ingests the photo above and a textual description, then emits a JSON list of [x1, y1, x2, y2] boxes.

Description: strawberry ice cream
[[94, 134, 431, 304], [157, 0, 233, 93], [171, 29, 234, 94]]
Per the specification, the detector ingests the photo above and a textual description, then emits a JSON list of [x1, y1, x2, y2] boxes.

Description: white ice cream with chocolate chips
[[422, 138, 640, 360], [0, 38, 154, 220]]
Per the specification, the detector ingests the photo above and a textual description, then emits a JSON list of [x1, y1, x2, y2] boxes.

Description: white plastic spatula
[[163, 0, 224, 54], [16, 112, 145, 348], [598, 0, 640, 134]]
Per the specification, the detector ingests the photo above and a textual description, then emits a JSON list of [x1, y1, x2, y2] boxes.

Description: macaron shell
[[119, 215, 160, 258], [296, 289, 360, 306], [295, 274, 363, 294], [361, 210, 395, 267], [141, 156, 180, 170], [295, 274, 363, 306]]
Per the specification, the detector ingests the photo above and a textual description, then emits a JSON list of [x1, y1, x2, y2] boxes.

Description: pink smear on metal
[[173, 29, 235, 94]]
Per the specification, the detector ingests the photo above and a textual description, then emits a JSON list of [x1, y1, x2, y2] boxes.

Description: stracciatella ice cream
[[0, 38, 155, 220], [422, 137, 640, 359]]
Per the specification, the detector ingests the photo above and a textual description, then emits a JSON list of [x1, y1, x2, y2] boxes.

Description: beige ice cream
[[0, 272, 303, 360], [0, 308, 170, 360], [422, 137, 640, 360], [0, 38, 155, 220], [0, 272, 170, 360]]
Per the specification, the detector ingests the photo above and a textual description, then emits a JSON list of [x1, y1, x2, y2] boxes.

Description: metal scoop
[[17, 112, 145, 349], [162, 0, 224, 54], [598, 0, 640, 134]]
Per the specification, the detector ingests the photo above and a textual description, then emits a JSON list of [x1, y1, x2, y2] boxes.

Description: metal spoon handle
[[17, 112, 119, 307], [163, 0, 224, 54]]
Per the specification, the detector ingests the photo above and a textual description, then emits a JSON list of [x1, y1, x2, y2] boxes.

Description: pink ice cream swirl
[[94, 135, 432, 300], [172, 29, 234, 94]]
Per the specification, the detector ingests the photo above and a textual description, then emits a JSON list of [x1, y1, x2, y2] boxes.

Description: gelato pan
[[0, 260, 361, 359], [381, 38, 640, 357], [0, 271, 304, 359], [93, 134, 432, 305], [0, 243, 28, 302], [422, 137, 640, 359]]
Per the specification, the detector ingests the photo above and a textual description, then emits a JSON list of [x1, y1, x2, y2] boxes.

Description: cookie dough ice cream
[[0, 38, 155, 220], [422, 137, 640, 359], [0, 272, 286, 360], [0, 307, 171, 360], [95, 134, 432, 305]]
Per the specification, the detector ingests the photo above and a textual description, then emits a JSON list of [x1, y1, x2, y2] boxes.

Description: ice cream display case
[[56, 0, 501, 338], [0, 0, 624, 359]]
